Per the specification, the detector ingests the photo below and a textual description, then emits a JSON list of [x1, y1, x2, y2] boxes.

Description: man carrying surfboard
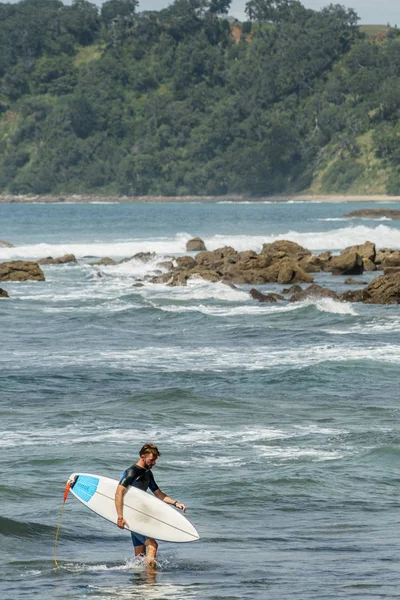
[[115, 443, 186, 567]]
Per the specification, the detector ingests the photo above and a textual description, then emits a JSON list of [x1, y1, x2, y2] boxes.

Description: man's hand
[[175, 502, 186, 512], [117, 516, 129, 529]]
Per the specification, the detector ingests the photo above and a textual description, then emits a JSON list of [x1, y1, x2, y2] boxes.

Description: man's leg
[[134, 544, 146, 558], [144, 538, 158, 568], [131, 532, 147, 559]]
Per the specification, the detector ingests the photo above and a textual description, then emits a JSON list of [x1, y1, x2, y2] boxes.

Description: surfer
[[115, 443, 186, 567]]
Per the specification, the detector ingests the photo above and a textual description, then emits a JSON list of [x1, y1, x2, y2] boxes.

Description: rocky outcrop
[[250, 288, 284, 302], [186, 237, 207, 251], [0, 240, 14, 247], [0, 287, 9, 297], [342, 209, 400, 219], [151, 244, 314, 286], [289, 284, 339, 302], [0, 261, 45, 281], [38, 253, 77, 265]]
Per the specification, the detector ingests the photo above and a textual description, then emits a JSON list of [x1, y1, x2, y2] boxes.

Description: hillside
[[1, 0, 400, 197]]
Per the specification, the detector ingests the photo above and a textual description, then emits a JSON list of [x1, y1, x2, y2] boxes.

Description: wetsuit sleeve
[[119, 467, 137, 488], [148, 471, 159, 493]]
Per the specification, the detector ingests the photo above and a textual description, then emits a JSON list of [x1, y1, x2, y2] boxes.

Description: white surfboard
[[67, 473, 200, 543]]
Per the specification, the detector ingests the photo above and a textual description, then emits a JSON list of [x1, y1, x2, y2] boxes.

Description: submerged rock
[[0, 240, 14, 248], [0, 287, 9, 297], [289, 284, 339, 302], [89, 257, 118, 266], [344, 277, 367, 285], [38, 254, 77, 265], [0, 261, 45, 281], [250, 288, 284, 302], [120, 252, 156, 263]]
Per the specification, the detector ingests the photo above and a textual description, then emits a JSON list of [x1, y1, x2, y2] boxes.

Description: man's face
[[143, 453, 158, 469]]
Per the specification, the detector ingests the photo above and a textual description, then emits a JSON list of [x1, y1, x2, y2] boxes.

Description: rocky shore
[[1, 237, 399, 304]]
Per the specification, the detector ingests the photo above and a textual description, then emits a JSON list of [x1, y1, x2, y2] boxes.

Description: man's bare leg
[[145, 538, 158, 569], [134, 544, 146, 559]]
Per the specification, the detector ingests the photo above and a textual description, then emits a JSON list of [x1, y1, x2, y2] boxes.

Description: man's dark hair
[[139, 443, 161, 458]]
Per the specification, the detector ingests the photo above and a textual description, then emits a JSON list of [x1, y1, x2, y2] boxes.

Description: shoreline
[[1, 194, 400, 204]]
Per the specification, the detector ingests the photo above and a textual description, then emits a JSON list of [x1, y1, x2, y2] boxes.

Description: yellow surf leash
[[54, 480, 72, 568]]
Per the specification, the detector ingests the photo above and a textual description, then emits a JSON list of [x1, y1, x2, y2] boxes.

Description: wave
[[148, 296, 356, 317], [1, 224, 399, 260], [0, 423, 347, 452], [0, 516, 55, 539], [4, 342, 400, 374]]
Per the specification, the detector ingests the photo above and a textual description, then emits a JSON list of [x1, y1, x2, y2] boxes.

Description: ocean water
[[1, 200, 400, 600]]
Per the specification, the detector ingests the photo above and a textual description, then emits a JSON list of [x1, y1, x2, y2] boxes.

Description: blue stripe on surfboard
[[73, 475, 99, 503]]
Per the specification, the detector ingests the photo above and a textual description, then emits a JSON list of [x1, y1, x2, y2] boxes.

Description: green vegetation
[[1, 0, 400, 196]]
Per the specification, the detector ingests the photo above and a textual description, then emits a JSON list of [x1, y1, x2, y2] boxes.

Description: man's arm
[[154, 488, 186, 512], [115, 484, 129, 528]]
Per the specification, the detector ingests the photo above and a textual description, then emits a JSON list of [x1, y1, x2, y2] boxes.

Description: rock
[[0, 287, 9, 297], [344, 278, 367, 285], [289, 284, 339, 302], [342, 209, 400, 219], [250, 288, 284, 302], [340, 272, 400, 304], [0, 261, 45, 281], [342, 241, 376, 262], [132, 282, 145, 287], [282, 284, 303, 295], [340, 289, 365, 302], [382, 250, 400, 268], [361, 272, 400, 304], [0, 240, 14, 247], [261, 240, 311, 261], [120, 252, 156, 263], [329, 251, 364, 276], [38, 254, 77, 265], [298, 254, 327, 273], [89, 257, 117, 266], [276, 260, 314, 284], [363, 258, 376, 271], [384, 266, 400, 275], [175, 256, 197, 270], [157, 261, 174, 270], [189, 270, 220, 283], [195, 246, 237, 270], [186, 237, 207, 252]]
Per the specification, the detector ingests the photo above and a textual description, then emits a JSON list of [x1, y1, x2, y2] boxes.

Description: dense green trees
[[0, 0, 400, 196]]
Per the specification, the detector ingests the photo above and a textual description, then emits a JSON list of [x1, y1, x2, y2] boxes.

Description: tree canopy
[[0, 0, 400, 196]]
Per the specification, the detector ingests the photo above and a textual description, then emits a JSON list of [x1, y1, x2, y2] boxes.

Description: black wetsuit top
[[119, 464, 159, 493]]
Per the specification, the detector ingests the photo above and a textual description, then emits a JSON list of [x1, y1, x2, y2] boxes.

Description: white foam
[[1, 224, 399, 261], [5, 342, 400, 376], [0, 233, 193, 260], [260, 447, 344, 461], [303, 298, 358, 316], [148, 298, 354, 317], [204, 225, 400, 253]]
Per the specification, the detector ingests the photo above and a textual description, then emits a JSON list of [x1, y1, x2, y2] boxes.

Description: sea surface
[[1, 200, 400, 600]]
